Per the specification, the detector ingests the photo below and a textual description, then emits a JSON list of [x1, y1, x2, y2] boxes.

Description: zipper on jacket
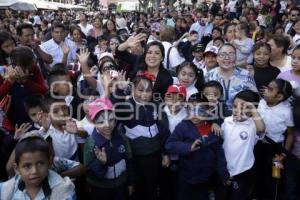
[[142, 105, 153, 138]]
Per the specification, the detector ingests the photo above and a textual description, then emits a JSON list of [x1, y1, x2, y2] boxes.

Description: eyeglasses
[[218, 52, 236, 59]]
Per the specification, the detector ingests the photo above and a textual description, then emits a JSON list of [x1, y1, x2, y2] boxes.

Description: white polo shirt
[[46, 125, 78, 159], [258, 99, 294, 143], [222, 116, 260, 176], [40, 38, 77, 67]]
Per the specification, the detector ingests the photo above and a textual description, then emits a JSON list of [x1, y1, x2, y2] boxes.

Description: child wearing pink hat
[[83, 97, 133, 200]]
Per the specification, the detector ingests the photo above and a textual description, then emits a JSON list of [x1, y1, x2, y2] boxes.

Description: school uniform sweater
[[84, 128, 133, 188], [165, 120, 229, 184], [112, 93, 170, 156]]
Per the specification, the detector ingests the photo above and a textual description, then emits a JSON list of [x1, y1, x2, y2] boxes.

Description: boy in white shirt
[[221, 90, 265, 200]]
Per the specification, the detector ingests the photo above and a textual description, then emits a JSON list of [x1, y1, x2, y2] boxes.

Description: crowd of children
[[0, 1, 300, 200]]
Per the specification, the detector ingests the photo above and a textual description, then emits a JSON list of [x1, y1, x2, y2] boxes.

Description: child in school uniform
[[165, 93, 230, 200], [254, 79, 294, 199], [220, 90, 265, 200], [160, 84, 188, 200], [83, 97, 133, 200], [106, 70, 170, 200], [0, 134, 76, 200]]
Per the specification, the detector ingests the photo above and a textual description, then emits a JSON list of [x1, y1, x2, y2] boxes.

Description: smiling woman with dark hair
[[116, 36, 173, 102]]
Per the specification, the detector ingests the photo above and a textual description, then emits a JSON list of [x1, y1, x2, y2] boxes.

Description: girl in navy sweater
[[105, 70, 170, 200]]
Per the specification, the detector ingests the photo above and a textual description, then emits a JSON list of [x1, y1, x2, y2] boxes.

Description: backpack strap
[[166, 46, 173, 70]]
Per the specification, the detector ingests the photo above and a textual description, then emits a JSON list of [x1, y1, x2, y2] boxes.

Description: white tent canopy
[[0, 0, 37, 11], [28, 0, 59, 10]]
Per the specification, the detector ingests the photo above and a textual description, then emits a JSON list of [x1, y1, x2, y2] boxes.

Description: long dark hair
[[141, 41, 165, 71], [0, 31, 16, 65], [176, 61, 204, 91]]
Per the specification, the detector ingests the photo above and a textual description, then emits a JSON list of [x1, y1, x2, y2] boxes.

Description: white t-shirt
[[222, 116, 260, 176], [162, 41, 185, 69], [258, 99, 294, 143], [46, 125, 78, 159], [278, 56, 292, 72], [78, 23, 94, 37], [226, 0, 238, 13]]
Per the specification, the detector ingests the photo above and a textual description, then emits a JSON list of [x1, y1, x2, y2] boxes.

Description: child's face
[[28, 106, 43, 124], [133, 79, 153, 104], [291, 49, 300, 72], [178, 66, 197, 88], [212, 30, 221, 39], [1, 39, 15, 55], [98, 40, 108, 49], [232, 98, 251, 122], [192, 51, 203, 62], [204, 53, 217, 69], [213, 39, 223, 48], [254, 46, 270, 66], [94, 111, 115, 136], [50, 103, 70, 126], [262, 81, 281, 104], [188, 104, 208, 124], [293, 21, 300, 34], [202, 87, 222, 103], [164, 93, 185, 113], [52, 75, 72, 97], [16, 151, 50, 188]]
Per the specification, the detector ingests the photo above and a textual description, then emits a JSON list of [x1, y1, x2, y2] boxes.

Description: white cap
[[99, 52, 114, 61], [204, 46, 219, 56]]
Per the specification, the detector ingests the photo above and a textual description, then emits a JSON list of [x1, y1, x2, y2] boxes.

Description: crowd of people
[[0, 0, 300, 199]]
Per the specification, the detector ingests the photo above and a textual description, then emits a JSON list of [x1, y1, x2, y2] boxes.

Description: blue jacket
[[84, 128, 133, 188], [111, 90, 170, 156], [165, 120, 230, 184]]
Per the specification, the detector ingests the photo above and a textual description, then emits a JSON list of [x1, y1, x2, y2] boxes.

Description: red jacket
[[0, 64, 48, 98]]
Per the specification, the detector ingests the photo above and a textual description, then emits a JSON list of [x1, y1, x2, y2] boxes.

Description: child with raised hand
[[220, 90, 265, 200], [254, 79, 294, 199], [40, 98, 87, 160], [0, 134, 76, 200], [165, 93, 230, 200], [83, 97, 133, 200], [106, 70, 170, 200]]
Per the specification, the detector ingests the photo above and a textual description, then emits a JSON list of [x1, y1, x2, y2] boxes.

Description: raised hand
[[191, 139, 202, 152], [61, 42, 70, 55], [125, 33, 145, 49], [14, 123, 32, 140], [77, 48, 90, 65], [38, 112, 51, 132], [116, 70, 130, 90], [94, 146, 107, 164], [6, 66, 17, 83], [64, 119, 78, 134]]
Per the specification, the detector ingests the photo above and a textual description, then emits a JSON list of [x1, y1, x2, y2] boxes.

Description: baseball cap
[[166, 84, 187, 98], [192, 43, 205, 52], [204, 46, 219, 56], [89, 97, 113, 121]]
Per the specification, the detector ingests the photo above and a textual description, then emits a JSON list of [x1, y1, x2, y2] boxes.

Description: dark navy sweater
[[165, 120, 230, 184]]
